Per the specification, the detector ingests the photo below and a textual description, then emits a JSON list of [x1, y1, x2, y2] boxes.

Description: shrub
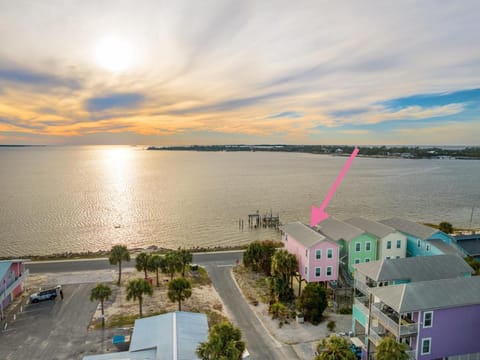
[[327, 320, 336, 332], [297, 283, 327, 325]]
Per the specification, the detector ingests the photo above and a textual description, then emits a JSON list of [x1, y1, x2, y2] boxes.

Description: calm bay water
[[0, 146, 479, 257]]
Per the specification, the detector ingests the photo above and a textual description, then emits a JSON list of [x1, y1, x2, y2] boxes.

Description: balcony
[[368, 326, 386, 345], [354, 296, 369, 316], [405, 349, 416, 360], [0, 269, 29, 303], [371, 303, 417, 337], [355, 280, 371, 294], [371, 303, 398, 335]]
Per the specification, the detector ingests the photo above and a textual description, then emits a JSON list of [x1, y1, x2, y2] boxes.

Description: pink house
[[1, 260, 29, 319], [282, 222, 339, 285]]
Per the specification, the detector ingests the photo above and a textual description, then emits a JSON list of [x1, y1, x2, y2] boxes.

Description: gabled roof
[[372, 276, 480, 313], [380, 217, 439, 239], [456, 238, 480, 256], [130, 311, 208, 360], [315, 217, 364, 242], [282, 221, 333, 248], [429, 239, 464, 256], [354, 254, 472, 282], [345, 217, 396, 238]]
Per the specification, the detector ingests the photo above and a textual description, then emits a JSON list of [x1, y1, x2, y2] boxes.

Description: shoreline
[[0, 243, 255, 262]]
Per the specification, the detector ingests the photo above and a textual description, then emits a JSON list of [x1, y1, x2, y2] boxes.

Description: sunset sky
[[1, 1, 479, 145]]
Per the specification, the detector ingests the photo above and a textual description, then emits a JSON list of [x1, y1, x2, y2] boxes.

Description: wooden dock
[[240, 210, 281, 230]]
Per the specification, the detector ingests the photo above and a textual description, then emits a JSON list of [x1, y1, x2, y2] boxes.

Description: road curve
[[25, 251, 299, 360]]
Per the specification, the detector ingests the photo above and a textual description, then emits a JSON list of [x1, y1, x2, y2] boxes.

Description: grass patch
[[101, 314, 139, 329], [204, 309, 230, 328], [94, 310, 171, 329], [188, 267, 212, 287], [233, 265, 269, 304]]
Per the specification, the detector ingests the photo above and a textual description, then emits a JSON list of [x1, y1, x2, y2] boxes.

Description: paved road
[[204, 264, 299, 360], [26, 251, 244, 273], [0, 284, 102, 360], [24, 251, 300, 360]]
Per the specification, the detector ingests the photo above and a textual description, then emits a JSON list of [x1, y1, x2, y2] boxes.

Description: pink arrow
[[310, 147, 359, 227]]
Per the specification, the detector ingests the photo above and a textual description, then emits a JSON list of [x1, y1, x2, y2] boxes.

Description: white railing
[[0, 269, 29, 303], [371, 303, 399, 335], [355, 280, 371, 294], [368, 327, 385, 345], [400, 322, 417, 336], [354, 297, 369, 316], [371, 303, 418, 337], [405, 349, 416, 359]]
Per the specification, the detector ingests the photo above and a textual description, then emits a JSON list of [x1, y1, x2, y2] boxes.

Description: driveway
[[205, 263, 300, 360], [0, 284, 102, 360]]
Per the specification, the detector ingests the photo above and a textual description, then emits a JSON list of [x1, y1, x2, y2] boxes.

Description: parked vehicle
[[30, 288, 57, 303]]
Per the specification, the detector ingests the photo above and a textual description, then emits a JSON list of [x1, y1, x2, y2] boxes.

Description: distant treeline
[[147, 145, 480, 159]]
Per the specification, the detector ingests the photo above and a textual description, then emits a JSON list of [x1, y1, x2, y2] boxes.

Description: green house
[[315, 217, 377, 273]]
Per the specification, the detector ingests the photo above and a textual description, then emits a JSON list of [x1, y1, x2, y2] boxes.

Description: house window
[[315, 267, 321, 277], [423, 311, 433, 328], [305, 249, 308, 257], [417, 239, 421, 248], [386, 256, 391, 260], [304, 266, 308, 276], [386, 240, 391, 249], [366, 242, 371, 251], [326, 266, 332, 276], [421, 338, 431, 355], [285, 235, 288, 242], [315, 249, 322, 260], [365, 258, 370, 263], [355, 243, 361, 252], [327, 248, 333, 259], [354, 259, 360, 264], [396, 240, 401, 249]]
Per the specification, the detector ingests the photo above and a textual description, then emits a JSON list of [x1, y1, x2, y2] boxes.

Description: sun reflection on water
[[101, 147, 135, 245]]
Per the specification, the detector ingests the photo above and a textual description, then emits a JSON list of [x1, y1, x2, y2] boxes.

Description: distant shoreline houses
[[281, 216, 480, 359]]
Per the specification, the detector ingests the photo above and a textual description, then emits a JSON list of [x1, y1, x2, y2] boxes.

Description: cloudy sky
[[1, 1, 479, 145]]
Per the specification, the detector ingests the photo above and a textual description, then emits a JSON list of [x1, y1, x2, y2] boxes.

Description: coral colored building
[[0, 260, 29, 318], [282, 221, 339, 284]]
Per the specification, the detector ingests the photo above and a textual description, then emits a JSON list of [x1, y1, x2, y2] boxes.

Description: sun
[[94, 36, 133, 72]]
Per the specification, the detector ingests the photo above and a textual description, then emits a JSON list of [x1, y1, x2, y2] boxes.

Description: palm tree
[[376, 336, 409, 360], [167, 277, 192, 311], [197, 321, 245, 360], [109, 245, 130, 285], [135, 252, 150, 278], [90, 283, 112, 329], [148, 254, 166, 287], [315, 335, 356, 360], [165, 251, 183, 280], [177, 249, 193, 277], [126, 278, 153, 318], [271, 249, 298, 286]]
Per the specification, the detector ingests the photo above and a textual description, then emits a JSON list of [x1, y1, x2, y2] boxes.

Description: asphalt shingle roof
[[380, 217, 439, 239], [345, 217, 395, 238], [354, 254, 473, 282], [315, 217, 364, 242], [281, 221, 329, 248], [429, 239, 463, 256], [372, 276, 480, 313]]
